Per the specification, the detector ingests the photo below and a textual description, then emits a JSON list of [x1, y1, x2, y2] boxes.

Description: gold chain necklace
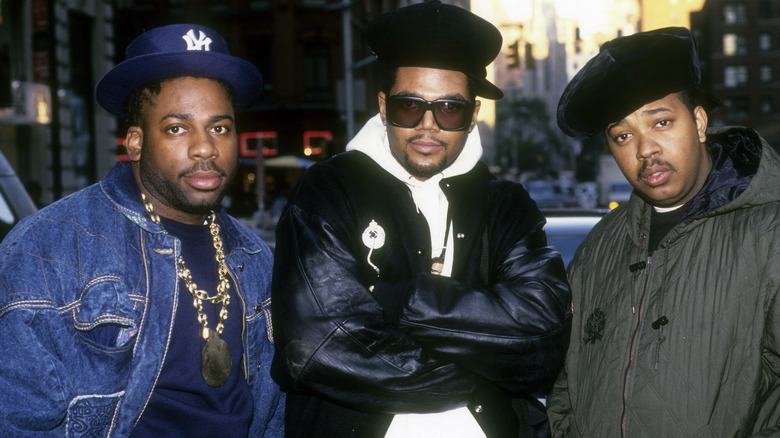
[[142, 193, 232, 387]]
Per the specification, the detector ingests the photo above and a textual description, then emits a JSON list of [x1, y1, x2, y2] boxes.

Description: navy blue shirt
[[131, 216, 253, 437], [649, 204, 689, 254]]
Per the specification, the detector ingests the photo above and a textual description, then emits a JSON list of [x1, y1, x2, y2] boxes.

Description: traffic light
[[507, 40, 520, 69], [525, 42, 535, 70]]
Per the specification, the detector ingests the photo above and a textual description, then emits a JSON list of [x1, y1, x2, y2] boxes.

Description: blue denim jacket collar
[[100, 162, 263, 254]]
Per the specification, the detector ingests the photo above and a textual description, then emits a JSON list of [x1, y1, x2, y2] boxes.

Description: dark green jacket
[[548, 127, 780, 437]]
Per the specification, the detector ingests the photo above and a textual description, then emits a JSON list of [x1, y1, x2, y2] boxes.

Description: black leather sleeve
[[271, 160, 478, 414], [271, 155, 571, 414], [396, 180, 572, 395]]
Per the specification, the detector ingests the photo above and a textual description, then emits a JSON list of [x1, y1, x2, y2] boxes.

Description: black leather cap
[[367, 1, 503, 100], [557, 27, 720, 138]]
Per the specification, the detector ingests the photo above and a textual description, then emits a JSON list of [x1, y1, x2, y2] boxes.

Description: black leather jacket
[[272, 151, 572, 437]]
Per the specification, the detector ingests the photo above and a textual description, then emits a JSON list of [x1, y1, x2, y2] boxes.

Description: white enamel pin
[[362, 220, 385, 276]]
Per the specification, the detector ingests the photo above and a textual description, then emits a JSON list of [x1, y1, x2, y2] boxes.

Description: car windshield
[[543, 211, 606, 267]]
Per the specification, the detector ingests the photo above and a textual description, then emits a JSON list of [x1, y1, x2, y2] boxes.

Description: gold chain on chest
[[141, 193, 230, 341]]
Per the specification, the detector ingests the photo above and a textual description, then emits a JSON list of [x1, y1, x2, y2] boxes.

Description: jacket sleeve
[[272, 164, 571, 412], [546, 357, 574, 436], [272, 202, 478, 414], [394, 182, 572, 395], [753, 231, 780, 437], [0, 216, 125, 437], [546, 262, 578, 437], [0, 305, 73, 436], [544, 227, 591, 436]]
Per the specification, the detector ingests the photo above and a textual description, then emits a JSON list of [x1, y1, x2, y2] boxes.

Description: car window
[[0, 191, 15, 225], [543, 212, 606, 267]]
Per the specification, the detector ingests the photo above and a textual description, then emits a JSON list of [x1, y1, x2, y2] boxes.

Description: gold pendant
[[202, 332, 231, 387]]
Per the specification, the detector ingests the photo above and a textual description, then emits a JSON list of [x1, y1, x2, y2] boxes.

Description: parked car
[[574, 182, 598, 209], [543, 209, 607, 267], [606, 180, 634, 209], [526, 180, 565, 209], [0, 151, 37, 240]]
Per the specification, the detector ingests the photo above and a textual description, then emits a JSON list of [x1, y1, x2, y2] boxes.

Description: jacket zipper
[[226, 266, 249, 380], [620, 256, 653, 438]]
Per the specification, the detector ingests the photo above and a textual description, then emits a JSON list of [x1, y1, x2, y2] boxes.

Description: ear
[[125, 126, 143, 162], [378, 92, 387, 125], [694, 105, 708, 144], [468, 100, 481, 132]]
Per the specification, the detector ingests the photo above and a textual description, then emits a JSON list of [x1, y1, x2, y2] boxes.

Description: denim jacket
[[0, 162, 284, 437]]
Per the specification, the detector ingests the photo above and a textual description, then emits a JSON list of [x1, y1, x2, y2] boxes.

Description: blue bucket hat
[[96, 24, 263, 117]]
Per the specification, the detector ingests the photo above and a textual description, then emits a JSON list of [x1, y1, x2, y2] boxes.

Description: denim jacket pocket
[[65, 392, 123, 438], [70, 275, 145, 350]]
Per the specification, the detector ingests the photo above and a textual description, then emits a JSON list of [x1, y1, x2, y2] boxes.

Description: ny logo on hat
[[182, 29, 212, 51]]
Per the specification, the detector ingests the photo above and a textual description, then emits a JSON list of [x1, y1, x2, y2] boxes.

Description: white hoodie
[[346, 114, 487, 438], [346, 114, 483, 277]]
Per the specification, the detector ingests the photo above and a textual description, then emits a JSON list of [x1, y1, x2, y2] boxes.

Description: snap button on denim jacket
[[0, 163, 284, 437]]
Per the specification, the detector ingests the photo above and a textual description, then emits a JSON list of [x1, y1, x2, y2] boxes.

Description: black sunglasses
[[386, 95, 475, 131]]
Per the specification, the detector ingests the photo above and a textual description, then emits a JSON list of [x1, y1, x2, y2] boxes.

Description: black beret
[[557, 27, 720, 138], [367, 1, 503, 100]]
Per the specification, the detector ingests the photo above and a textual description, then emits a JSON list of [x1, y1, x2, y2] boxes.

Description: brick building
[[692, 0, 780, 149]]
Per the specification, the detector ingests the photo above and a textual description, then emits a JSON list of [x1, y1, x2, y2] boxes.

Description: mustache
[[179, 160, 227, 178], [405, 134, 447, 147], [638, 158, 676, 179]]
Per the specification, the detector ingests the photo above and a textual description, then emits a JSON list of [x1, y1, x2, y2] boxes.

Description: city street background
[[0, 0, 776, 237]]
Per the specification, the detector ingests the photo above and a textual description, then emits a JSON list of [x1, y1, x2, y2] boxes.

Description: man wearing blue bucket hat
[[271, 2, 572, 437], [548, 27, 780, 436], [0, 24, 283, 436]]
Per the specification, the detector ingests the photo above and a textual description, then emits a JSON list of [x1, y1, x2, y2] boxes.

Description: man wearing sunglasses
[[271, 2, 572, 437]]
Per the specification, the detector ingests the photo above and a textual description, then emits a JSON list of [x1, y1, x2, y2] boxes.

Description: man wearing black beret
[[548, 26, 780, 436], [271, 1, 572, 437]]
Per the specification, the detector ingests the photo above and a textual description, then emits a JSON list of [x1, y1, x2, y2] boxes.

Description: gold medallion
[[141, 194, 233, 387], [202, 331, 232, 387]]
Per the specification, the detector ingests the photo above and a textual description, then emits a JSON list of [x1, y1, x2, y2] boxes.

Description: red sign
[[240, 131, 278, 157], [303, 131, 332, 156]]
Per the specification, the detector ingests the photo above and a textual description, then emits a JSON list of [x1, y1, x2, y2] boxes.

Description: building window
[[725, 96, 750, 118], [723, 33, 748, 56], [248, 0, 271, 9], [209, 1, 229, 13], [761, 65, 773, 83], [724, 4, 747, 24], [243, 35, 272, 93], [760, 33, 773, 51], [761, 96, 773, 114], [759, 1, 772, 18], [724, 65, 749, 87], [305, 44, 331, 100]]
